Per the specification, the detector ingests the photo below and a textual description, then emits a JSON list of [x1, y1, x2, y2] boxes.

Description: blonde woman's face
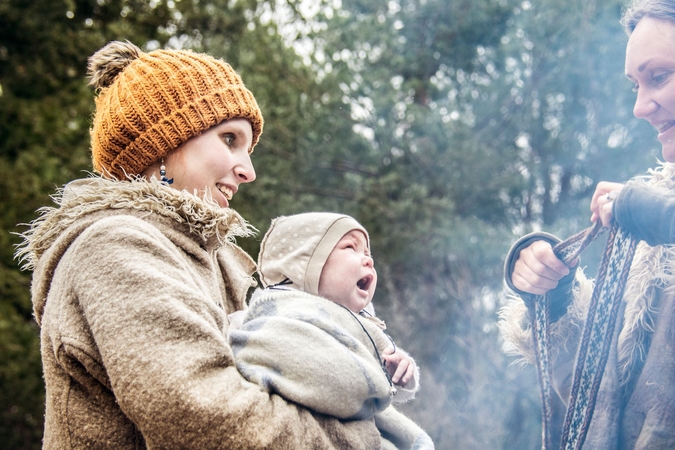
[[144, 118, 256, 207], [626, 17, 675, 162]]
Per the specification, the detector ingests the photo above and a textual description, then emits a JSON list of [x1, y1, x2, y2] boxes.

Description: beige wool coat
[[17, 177, 381, 449]]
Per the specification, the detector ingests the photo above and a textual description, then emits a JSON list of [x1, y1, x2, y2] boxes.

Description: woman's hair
[[87, 41, 264, 180], [622, 0, 675, 34]]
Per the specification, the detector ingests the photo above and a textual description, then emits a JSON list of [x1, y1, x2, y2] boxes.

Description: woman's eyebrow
[[638, 59, 653, 73]]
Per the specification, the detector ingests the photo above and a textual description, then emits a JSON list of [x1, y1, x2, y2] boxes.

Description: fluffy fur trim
[[616, 162, 675, 383], [499, 271, 594, 365], [15, 175, 255, 271]]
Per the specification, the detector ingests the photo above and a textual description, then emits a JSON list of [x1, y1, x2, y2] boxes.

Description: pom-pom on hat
[[258, 212, 370, 296], [87, 41, 264, 180]]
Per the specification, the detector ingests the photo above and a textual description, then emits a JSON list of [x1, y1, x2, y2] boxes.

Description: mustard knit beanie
[[258, 212, 370, 296], [87, 41, 264, 180]]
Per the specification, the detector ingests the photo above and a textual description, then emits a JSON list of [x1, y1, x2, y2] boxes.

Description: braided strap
[[532, 222, 605, 449], [532, 291, 554, 449], [560, 224, 637, 450], [533, 221, 637, 450]]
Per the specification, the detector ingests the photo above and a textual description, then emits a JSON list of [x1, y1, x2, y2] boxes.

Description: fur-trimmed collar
[[618, 162, 675, 383], [15, 176, 256, 271]]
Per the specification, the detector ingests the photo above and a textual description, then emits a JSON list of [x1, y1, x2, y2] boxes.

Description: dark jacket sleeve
[[613, 181, 675, 246], [503, 231, 577, 322]]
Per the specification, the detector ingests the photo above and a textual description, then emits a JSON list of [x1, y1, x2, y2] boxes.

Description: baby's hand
[[382, 346, 415, 386]]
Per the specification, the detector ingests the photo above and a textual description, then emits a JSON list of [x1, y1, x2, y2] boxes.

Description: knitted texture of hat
[[258, 212, 369, 296], [87, 41, 264, 180]]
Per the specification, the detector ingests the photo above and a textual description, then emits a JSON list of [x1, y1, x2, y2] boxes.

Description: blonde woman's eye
[[653, 72, 671, 86]]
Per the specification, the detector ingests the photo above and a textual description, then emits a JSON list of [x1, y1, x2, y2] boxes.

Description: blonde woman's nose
[[633, 88, 658, 119]]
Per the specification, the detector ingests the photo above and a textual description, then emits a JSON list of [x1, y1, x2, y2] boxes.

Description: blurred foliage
[[0, 0, 660, 448]]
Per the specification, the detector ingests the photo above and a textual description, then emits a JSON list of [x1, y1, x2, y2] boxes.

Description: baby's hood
[[257, 212, 368, 296]]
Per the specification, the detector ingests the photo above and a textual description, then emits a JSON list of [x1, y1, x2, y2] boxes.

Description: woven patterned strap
[[532, 222, 605, 449], [552, 222, 606, 267], [532, 291, 554, 450], [559, 224, 637, 450], [532, 221, 637, 450]]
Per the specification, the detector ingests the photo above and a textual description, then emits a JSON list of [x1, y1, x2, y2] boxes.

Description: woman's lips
[[657, 121, 675, 142], [218, 184, 234, 200]]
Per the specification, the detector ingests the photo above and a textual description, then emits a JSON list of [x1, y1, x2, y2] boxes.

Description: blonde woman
[[501, 1, 675, 448]]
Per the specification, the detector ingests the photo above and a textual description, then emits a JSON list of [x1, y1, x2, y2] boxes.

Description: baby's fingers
[[391, 359, 410, 385], [381, 346, 395, 357]]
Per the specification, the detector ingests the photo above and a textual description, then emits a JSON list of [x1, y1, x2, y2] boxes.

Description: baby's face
[[318, 230, 377, 312]]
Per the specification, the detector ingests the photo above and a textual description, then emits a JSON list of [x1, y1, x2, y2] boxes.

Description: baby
[[229, 212, 433, 450]]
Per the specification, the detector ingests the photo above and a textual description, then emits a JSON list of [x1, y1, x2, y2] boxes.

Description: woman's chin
[[662, 143, 675, 163]]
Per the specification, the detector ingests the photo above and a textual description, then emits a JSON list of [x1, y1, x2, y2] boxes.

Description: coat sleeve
[[614, 181, 675, 246], [375, 406, 435, 450], [358, 314, 420, 404], [64, 215, 380, 449], [388, 348, 420, 404], [502, 231, 577, 322]]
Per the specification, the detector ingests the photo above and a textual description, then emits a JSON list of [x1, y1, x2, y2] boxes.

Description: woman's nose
[[633, 88, 658, 119], [235, 153, 256, 183]]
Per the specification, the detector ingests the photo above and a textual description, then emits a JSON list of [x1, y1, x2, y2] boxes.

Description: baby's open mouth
[[357, 275, 373, 291]]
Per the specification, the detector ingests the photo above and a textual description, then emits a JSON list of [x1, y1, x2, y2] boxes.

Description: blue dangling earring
[[159, 158, 173, 185]]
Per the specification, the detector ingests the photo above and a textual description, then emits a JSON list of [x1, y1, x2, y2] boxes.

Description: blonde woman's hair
[[622, 0, 675, 34]]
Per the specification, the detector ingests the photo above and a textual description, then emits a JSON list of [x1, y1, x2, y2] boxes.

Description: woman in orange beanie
[[16, 41, 380, 449]]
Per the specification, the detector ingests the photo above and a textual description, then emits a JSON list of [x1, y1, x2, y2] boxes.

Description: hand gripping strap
[[532, 222, 637, 450]]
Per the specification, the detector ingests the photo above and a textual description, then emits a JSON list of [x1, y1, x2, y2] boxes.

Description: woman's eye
[[653, 72, 670, 85], [222, 134, 234, 146]]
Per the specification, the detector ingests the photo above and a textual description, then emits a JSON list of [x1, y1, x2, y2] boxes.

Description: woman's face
[[626, 17, 675, 162], [143, 118, 256, 207]]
